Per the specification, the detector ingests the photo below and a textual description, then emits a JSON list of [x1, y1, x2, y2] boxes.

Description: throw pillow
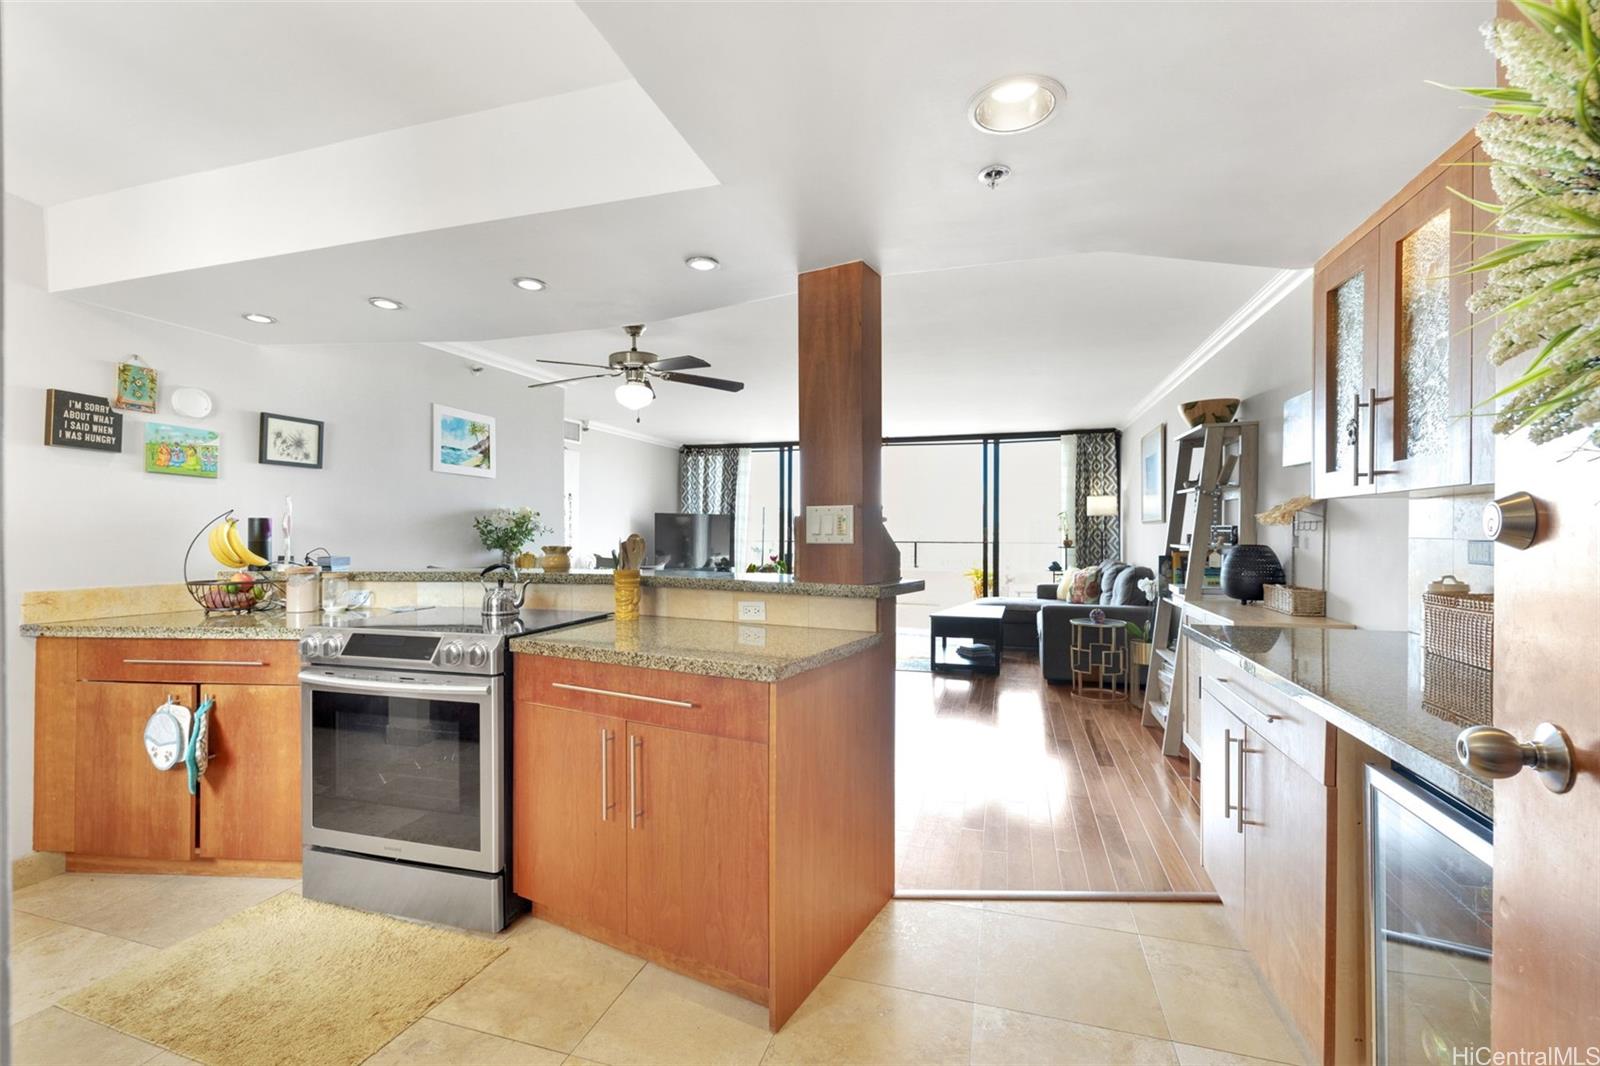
[[1099, 563, 1129, 604], [1058, 567, 1101, 604]]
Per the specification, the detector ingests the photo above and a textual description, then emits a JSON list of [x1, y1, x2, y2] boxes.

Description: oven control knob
[[325, 635, 345, 656], [465, 643, 488, 668], [299, 635, 323, 659], [440, 641, 464, 666]]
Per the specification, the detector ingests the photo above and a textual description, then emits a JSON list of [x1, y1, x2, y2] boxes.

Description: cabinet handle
[[124, 658, 265, 667], [1350, 389, 1363, 486], [1211, 678, 1281, 722], [1222, 728, 1237, 822], [1356, 388, 1398, 482], [599, 728, 614, 822], [1235, 735, 1248, 835], [629, 735, 643, 828], [552, 682, 694, 709]]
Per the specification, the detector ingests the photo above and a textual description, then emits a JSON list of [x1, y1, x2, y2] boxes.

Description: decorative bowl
[[1179, 397, 1241, 426]]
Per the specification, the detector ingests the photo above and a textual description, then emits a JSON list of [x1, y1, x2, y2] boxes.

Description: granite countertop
[[510, 617, 880, 683], [20, 610, 310, 640], [340, 568, 923, 599], [1186, 625, 1493, 817]]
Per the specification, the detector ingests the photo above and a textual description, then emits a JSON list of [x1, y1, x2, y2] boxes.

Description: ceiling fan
[[527, 324, 744, 412]]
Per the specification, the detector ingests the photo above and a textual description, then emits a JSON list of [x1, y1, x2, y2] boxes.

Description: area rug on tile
[[59, 891, 506, 1066]]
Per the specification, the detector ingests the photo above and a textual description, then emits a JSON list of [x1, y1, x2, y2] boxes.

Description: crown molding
[[584, 419, 680, 449], [422, 340, 568, 383], [1123, 267, 1312, 425]]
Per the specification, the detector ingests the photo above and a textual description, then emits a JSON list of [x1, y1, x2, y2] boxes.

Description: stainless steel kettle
[[480, 563, 532, 617]]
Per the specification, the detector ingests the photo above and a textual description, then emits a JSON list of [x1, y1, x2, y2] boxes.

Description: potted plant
[[472, 507, 550, 566], [963, 566, 987, 599]]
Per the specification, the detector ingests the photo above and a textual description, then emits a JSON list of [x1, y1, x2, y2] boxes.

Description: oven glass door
[[305, 671, 501, 872], [1367, 765, 1493, 1066]]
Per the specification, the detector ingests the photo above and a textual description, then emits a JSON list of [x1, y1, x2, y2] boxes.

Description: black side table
[[928, 604, 1007, 675]]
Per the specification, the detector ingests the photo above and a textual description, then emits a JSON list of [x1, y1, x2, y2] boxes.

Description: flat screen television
[[653, 513, 734, 570]]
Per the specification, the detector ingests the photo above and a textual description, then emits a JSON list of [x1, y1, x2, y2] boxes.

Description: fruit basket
[[184, 509, 284, 614]]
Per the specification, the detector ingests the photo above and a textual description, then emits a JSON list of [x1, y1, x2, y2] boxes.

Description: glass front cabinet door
[[1373, 154, 1476, 492], [1313, 229, 1381, 499]]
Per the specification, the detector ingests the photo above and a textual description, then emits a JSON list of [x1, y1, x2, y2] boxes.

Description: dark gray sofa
[[975, 561, 1155, 657]]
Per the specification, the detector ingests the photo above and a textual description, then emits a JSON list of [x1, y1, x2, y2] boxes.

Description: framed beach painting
[[432, 403, 495, 478], [259, 412, 324, 468], [1140, 424, 1166, 523]]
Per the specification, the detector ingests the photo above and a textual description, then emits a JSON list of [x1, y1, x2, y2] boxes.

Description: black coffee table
[[929, 603, 1007, 675]]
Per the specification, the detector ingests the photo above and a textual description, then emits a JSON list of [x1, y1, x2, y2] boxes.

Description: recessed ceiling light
[[684, 255, 720, 272], [969, 74, 1064, 134], [241, 312, 276, 324], [368, 296, 404, 311], [511, 276, 547, 291]]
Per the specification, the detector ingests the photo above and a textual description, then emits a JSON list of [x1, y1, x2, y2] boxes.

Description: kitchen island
[[509, 615, 891, 1031]]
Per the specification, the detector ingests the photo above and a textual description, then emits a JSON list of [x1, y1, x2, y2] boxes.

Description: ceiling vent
[[563, 419, 585, 446]]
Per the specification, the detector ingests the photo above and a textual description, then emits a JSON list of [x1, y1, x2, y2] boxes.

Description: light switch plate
[[805, 505, 854, 544], [737, 600, 766, 622]]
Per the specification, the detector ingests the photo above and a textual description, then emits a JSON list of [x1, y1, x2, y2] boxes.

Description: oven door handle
[[297, 670, 494, 698]]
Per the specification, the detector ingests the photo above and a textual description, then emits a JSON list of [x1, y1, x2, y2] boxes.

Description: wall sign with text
[[44, 389, 124, 451]]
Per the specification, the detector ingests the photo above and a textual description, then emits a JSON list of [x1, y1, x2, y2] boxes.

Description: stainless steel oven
[[301, 666, 504, 873]]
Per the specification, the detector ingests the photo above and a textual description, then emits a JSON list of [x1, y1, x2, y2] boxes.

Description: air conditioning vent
[[563, 419, 584, 446]]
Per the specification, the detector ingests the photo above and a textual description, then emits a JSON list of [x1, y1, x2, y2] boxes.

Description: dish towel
[[185, 696, 214, 796]]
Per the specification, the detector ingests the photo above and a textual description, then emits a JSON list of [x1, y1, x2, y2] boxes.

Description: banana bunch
[[208, 516, 269, 568]]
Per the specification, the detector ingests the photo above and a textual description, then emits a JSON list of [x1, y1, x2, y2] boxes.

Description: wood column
[[794, 261, 899, 584]]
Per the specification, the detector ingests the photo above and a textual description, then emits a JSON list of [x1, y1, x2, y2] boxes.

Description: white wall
[[568, 428, 679, 561], [3, 193, 567, 858], [1120, 278, 1410, 631]]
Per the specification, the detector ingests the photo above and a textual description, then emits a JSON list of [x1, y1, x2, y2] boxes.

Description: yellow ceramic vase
[[613, 569, 641, 622]]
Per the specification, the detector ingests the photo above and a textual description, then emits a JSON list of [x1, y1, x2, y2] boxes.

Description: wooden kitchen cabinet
[[74, 681, 198, 862], [1199, 689, 1246, 933], [197, 684, 302, 861], [512, 702, 627, 935], [33, 637, 304, 873], [625, 720, 769, 988], [1312, 228, 1382, 500]]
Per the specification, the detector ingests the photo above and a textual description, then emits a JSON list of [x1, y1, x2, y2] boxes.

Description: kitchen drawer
[[1206, 667, 1331, 786], [77, 638, 300, 686], [516, 656, 768, 744]]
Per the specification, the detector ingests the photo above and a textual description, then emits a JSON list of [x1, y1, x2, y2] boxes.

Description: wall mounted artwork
[[432, 403, 495, 478], [1282, 390, 1312, 467], [44, 389, 123, 451], [1140, 424, 1167, 523], [114, 356, 158, 413], [259, 412, 324, 468], [145, 422, 219, 478]]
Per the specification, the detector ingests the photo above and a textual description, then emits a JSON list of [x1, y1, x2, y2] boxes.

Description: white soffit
[[46, 81, 718, 292]]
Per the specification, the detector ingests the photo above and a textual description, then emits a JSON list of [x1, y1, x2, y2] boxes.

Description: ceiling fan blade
[[527, 372, 614, 389], [655, 371, 745, 393], [649, 355, 711, 372], [537, 358, 613, 369]]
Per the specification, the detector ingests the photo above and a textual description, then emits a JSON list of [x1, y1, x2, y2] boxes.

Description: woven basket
[[1422, 592, 1493, 670], [1421, 652, 1492, 726], [1263, 584, 1325, 617]]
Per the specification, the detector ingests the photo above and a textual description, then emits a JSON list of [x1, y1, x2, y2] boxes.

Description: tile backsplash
[[1407, 491, 1495, 634]]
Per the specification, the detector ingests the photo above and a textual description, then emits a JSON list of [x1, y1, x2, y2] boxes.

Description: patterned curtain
[[1069, 431, 1121, 567], [678, 446, 750, 565]]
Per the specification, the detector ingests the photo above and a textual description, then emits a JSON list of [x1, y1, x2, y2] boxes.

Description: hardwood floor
[[894, 652, 1213, 895]]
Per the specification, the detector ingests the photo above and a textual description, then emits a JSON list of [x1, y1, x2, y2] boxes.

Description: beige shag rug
[[61, 891, 506, 1066]]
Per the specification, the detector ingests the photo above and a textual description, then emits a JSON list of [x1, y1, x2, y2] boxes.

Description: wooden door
[[1375, 152, 1475, 492], [197, 684, 301, 861], [1243, 730, 1333, 1061], [1312, 228, 1381, 499], [625, 721, 769, 987], [1199, 691, 1246, 932], [74, 681, 197, 861], [514, 703, 627, 934]]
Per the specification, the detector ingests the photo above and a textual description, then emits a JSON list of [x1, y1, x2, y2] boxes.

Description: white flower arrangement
[[1451, 1, 1600, 449]]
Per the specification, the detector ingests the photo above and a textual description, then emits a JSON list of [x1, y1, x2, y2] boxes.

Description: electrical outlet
[[737, 600, 766, 622], [738, 624, 767, 647]]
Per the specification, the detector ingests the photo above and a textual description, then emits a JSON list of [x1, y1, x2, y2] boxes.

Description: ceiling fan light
[[615, 379, 655, 410]]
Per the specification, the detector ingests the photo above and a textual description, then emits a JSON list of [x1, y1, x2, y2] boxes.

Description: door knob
[[1456, 722, 1576, 793]]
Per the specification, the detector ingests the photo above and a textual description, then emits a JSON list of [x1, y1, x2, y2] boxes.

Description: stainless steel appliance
[[298, 606, 606, 931], [654, 512, 733, 569], [1366, 765, 1493, 1065]]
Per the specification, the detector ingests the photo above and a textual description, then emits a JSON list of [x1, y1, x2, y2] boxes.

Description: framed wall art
[[114, 355, 158, 413], [1140, 424, 1167, 523], [259, 412, 324, 468], [432, 403, 495, 478], [145, 422, 219, 478]]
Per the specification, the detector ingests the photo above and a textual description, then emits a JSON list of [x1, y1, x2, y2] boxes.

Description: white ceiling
[[1, 0, 630, 204], [3, 0, 1497, 444]]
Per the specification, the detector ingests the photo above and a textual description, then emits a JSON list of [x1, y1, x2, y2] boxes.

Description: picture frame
[[432, 403, 496, 478], [1282, 390, 1312, 467], [145, 421, 219, 478], [113, 356, 158, 414], [259, 412, 325, 468], [1141, 424, 1167, 523]]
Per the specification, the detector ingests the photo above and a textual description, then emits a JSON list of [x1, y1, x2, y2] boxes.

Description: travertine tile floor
[[9, 873, 1307, 1065]]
